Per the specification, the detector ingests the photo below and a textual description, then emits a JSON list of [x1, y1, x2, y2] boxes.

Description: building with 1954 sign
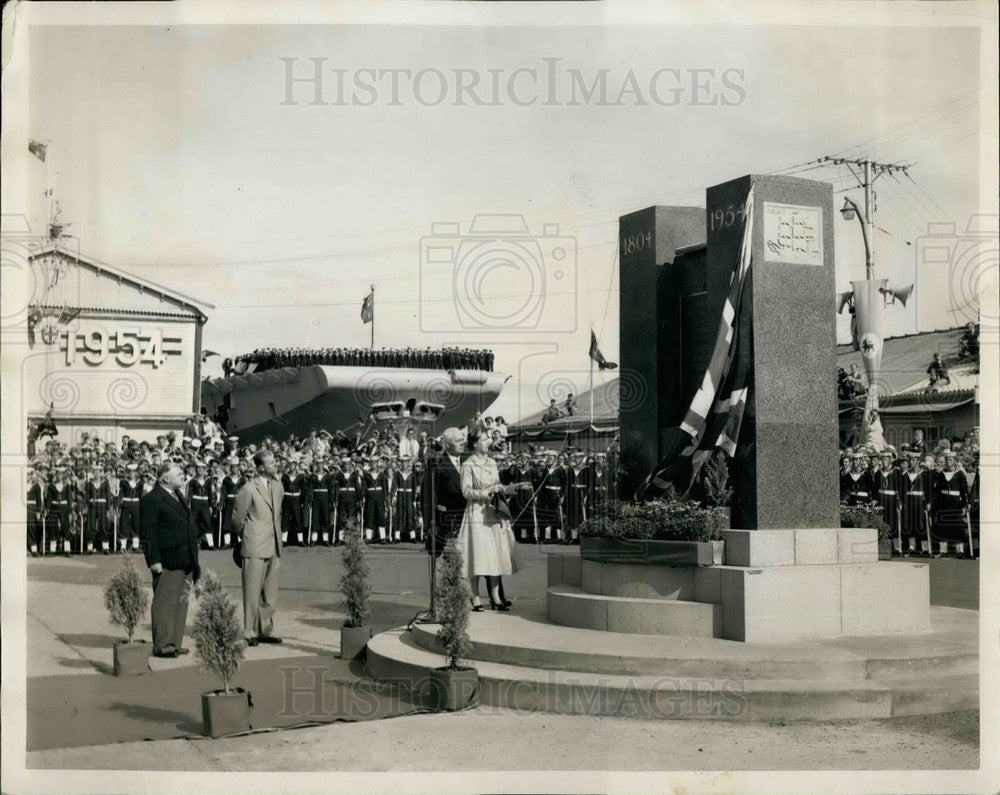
[[23, 245, 213, 445]]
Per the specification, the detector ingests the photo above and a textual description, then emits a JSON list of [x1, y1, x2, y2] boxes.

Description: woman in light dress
[[455, 432, 529, 611]]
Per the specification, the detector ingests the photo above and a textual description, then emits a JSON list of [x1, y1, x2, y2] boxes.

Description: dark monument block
[[618, 206, 705, 497], [706, 174, 839, 529]]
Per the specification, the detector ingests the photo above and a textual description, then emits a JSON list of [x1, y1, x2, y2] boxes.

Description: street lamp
[[840, 196, 873, 280]]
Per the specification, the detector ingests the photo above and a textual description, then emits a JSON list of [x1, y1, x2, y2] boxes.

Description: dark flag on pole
[[637, 187, 755, 500], [361, 291, 374, 324], [29, 139, 47, 162], [589, 331, 618, 370]]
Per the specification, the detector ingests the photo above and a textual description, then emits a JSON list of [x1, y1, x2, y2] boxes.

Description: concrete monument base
[[547, 529, 930, 642], [709, 529, 930, 642]]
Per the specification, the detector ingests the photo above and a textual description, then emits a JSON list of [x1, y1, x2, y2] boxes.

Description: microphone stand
[[407, 456, 438, 630]]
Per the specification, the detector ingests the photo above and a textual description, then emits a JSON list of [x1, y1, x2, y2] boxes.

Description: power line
[[824, 91, 977, 160]]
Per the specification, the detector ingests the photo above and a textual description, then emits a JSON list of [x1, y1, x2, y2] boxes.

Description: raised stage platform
[[367, 604, 978, 722]]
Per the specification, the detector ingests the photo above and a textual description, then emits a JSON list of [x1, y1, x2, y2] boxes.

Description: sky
[[27, 20, 985, 422]]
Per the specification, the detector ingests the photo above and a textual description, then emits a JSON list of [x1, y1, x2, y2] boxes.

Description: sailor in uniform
[[566, 452, 587, 542], [221, 462, 242, 549], [508, 452, 537, 543], [47, 467, 74, 555], [85, 466, 110, 554], [363, 457, 388, 543], [395, 457, 418, 541], [899, 452, 931, 556], [27, 467, 43, 556], [310, 459, 331, 545], [843, 453, 874, 506], [931, 451, 970, 556], [119, 463, 143, 552], [874, 449, 901, 554], [281, 458, 306, 546], [188, 460, 215, 549], [536, 452, 563, 543], [336, 457, 363, 538]]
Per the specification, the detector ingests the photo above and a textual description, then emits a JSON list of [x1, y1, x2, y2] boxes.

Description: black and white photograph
[[1, 2, 997, 793]]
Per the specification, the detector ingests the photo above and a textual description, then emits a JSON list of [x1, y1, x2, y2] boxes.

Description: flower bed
[[578, 499, 727, 543], [576, 498, 727, 567]]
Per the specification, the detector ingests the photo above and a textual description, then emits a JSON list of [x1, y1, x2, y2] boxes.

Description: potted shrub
[[428, 538, 479, 711], [103, 558, 151, 676], [339, 521, 372, 661], [840, 499, 893, 560], [191, 570, 251, 737]]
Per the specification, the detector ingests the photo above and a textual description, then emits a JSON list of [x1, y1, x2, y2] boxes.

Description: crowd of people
[[223, 346, 495, 377], [23, 415, 619, 558], [840, 426, 981, 558]]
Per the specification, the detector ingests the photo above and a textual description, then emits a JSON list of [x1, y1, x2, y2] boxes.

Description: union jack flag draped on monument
[[637, 187, 755, 500]]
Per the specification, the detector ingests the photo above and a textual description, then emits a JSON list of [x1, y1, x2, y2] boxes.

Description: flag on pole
[[28, 139, 47, 162], [637, 187, 755, 500], [589, 331, 618, 370], [361, 291, 374, 324]]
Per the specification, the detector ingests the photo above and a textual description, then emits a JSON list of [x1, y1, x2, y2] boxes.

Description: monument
[[368, 173, 968, 722], [617, 173, 929, 642]]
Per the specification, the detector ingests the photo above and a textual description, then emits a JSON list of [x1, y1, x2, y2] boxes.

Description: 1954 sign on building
[[60, 327, 182, 368], [23, 318, 197, 419]]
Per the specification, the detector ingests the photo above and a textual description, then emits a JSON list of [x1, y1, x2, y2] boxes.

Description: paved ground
[[17, 543, 982, 772]]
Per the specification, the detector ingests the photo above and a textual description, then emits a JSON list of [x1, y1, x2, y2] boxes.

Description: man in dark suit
[[140, 462, 200, 659], [421, 427, 467, 557]]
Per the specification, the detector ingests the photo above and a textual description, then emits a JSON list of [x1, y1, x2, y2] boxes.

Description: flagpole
[[589, 332, 595, 428], [370, 284, 375, 349]]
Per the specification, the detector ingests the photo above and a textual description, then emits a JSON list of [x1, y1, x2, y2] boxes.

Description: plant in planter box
[[191, 570, 250, 737], [103, 558, 151, 676], [429, 537, 478, 710], [701, 451, 733, 509], [840, 499, 893, 558], [338, 521, 372, 661], [578, 496, 726, 543]]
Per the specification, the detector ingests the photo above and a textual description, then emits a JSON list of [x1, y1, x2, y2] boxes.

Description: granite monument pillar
[[705, 174, 840, 529]]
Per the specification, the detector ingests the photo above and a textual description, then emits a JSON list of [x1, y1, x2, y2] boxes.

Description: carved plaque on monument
[[762, 202, 823, 266]]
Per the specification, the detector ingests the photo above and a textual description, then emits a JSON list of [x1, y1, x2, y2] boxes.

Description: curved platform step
[[407, 614, 977, 680], [367, 629, 979, 722], [547, 584, 722, 637]]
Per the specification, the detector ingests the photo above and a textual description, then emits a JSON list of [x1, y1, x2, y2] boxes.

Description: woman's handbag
[[488, 491, 513, 522]]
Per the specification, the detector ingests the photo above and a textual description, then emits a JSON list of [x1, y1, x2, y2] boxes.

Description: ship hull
[[201, 366, 508, 443]]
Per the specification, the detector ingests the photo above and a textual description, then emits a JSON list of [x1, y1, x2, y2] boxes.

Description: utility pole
[[821, 156, 908, 279]]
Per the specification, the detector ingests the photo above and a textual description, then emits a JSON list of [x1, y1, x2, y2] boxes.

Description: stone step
[[368, 629, 962, 722], [547, 585, 722, 637], [408, 618, 870, 680], [889, 673, 979, 717]]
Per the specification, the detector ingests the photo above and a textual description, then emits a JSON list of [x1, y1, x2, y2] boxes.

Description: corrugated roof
[[836, 326, 974, 396], [511, 326, 978, 431], [511, 377, 619, 432]]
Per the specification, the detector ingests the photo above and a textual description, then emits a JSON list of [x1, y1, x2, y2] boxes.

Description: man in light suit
[[232, 450, 284, 647]]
